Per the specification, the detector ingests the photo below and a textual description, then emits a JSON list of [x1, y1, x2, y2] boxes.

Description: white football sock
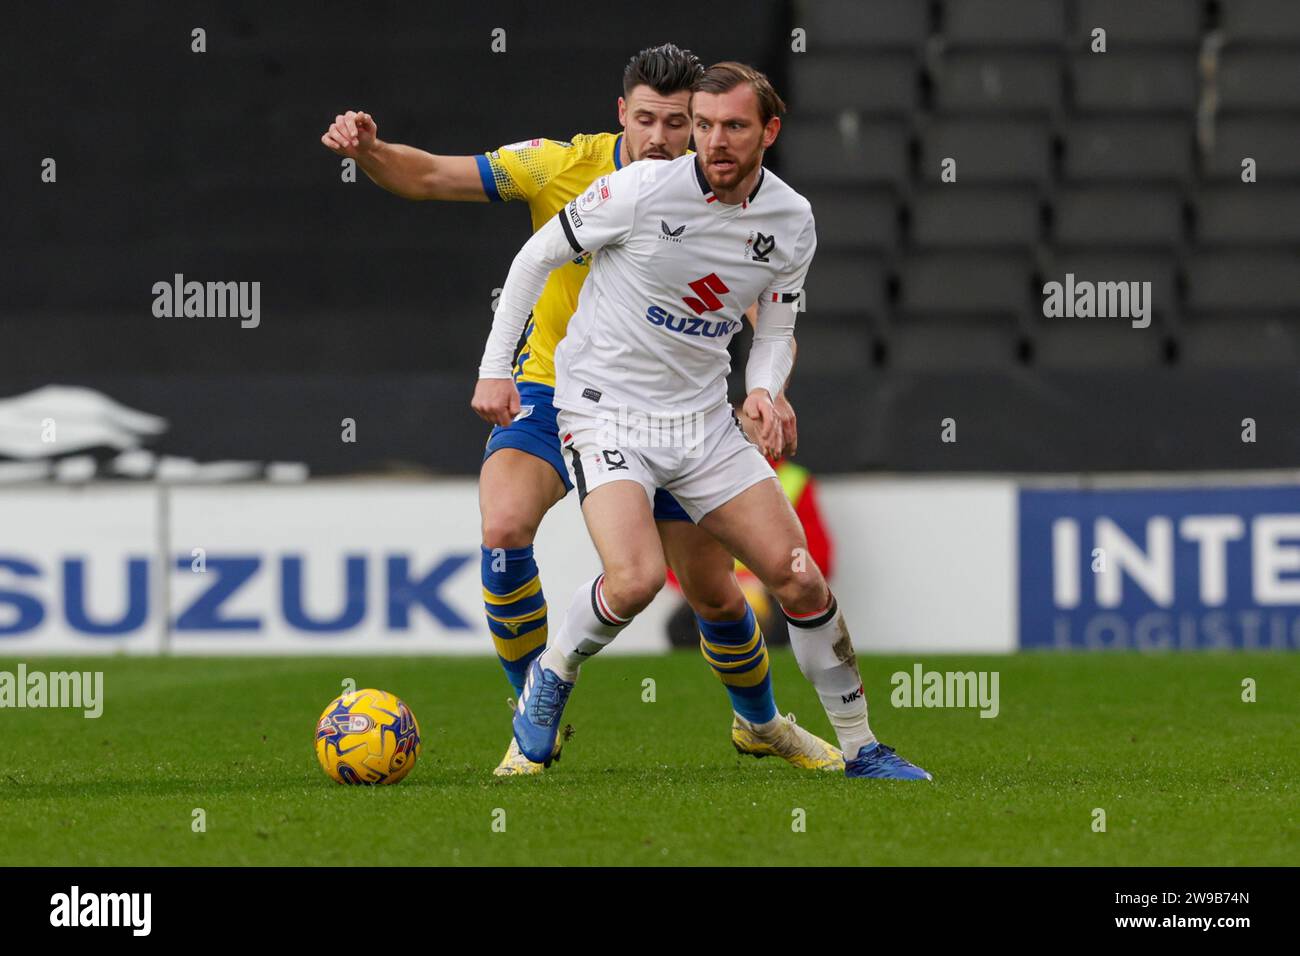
[[540, 573, 630, 681], [785, 595, 877, 758]]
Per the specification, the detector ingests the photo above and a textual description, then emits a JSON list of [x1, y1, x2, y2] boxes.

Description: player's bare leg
[[566, 478, 666, 644], [479, 449, 568, 776], [659, 519, 842, 771], [699, 479, 931, 780], [510, 480, 662, 761]]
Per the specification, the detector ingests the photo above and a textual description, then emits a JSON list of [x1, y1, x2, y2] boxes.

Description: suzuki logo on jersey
[[645, 305, 741, 339], [659, 220, 686, 243], [745, 232, 776, 262], [681, 273, 730, 315]]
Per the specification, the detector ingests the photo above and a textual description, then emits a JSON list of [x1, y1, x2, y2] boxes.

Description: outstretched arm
[[321, 110, 487, 201]]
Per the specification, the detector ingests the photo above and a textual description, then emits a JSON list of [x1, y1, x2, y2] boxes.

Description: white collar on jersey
[[693, 155, 765, 210]]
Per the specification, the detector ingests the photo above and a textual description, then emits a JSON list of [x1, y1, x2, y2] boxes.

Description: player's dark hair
[[623, 43, 705, 98], [694, 61, 787, 126]]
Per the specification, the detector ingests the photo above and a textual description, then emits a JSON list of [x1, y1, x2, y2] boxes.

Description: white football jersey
[[550, 153, 816, 418]]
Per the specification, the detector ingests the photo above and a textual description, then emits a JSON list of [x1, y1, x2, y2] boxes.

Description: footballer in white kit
[[475, 62, 931, 782], [551, 149, 810, 519]]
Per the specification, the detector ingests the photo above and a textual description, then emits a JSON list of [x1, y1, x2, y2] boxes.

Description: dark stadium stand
[[786, 0, 1299, 402], [4, 1, 1298, 474]]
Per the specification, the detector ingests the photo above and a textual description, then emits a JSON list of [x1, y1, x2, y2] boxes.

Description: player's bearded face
[[621, 86, 693, 162], [692, 89, 767, 193]]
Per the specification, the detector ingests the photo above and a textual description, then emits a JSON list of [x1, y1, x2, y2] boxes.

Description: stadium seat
[[910, 188, 1042, 248], [803, 252, 890, 324], [919, 120, 1052, 183], [1205, 118, 1300, 178], [1194, 187, 1300, 244], [1185, 251, 1300, 311], [802, 188, 899, 251], [1220, 0, 1300, 43], [898, 253, 1031, 316], [1178, 316, 1300, 367], [1046, 252, 1179, 318], [1053, 186, 1184, 246], [1030, 320, 1167, 368], [932, 53, 1062, 114], [1216, 50, 1300, 111], [941, 0, 1066, 46], [780, 118, 910, 187], [1071, 0, 1203, 46], [887, 315, 1021, 369], [789, 54, 919, 115], [1070, 53, 1199, 113], [800, 0, 931, 50], [785, 324, 874, 374], [1064, 119, 1192, 181]]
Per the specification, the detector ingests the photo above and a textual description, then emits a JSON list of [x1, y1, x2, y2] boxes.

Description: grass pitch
[[1, 652, 1295, 866]]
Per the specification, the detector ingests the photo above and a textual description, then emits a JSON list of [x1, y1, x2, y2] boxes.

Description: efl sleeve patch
[[577, 176, 612, 213]]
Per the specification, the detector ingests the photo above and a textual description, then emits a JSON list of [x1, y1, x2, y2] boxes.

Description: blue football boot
[[844, 742, 933, 780], [512, 658, 575, 764]]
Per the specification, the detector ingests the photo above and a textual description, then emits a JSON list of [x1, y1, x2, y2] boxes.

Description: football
[[315, 689, 422, 785]]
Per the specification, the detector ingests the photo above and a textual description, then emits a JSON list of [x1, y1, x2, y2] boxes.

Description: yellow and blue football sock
[[481, 544, 549, 696], [697, 604, 778, 724]]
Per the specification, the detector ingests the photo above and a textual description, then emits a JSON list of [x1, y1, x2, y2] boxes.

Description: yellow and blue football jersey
[[474, 132, 626, 387]]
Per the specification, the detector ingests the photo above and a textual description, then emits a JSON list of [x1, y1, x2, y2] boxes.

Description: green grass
[[0, 652, 1295, 865]]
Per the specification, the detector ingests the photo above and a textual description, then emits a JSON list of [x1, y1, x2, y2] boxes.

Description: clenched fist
[[320, 110, 378, 158], [472, 378, 521, 428]]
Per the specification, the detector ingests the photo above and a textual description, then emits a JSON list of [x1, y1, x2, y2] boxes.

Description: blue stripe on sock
[[496, 644, 545, 697], [489, 590, 547, 618], [481, 544, 539, 591], [697, 604, 757, 644], [482, 544, 546, 697], [696, 607, 777, 724], [701, 647, 766, 674]]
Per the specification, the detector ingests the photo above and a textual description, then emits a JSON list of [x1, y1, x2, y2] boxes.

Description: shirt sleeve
[[747, 210, 816, 399], [477, 215, 581, 379], [474, 137, 576, 203], [555, 165, 640, 255], [763, 208, 817, 308]]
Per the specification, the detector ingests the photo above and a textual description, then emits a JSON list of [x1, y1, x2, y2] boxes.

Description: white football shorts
[[557, 402, 778, 522]]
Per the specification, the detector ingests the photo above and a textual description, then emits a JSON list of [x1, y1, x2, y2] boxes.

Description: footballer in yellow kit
[[474, 132, 623, 390], [474, 132, 644, 486]]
